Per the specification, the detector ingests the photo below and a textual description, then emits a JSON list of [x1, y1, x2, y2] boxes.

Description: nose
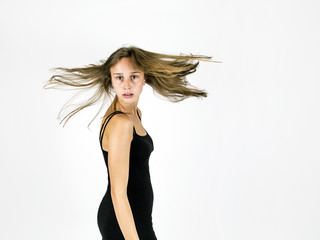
[[123, 78, 131, 89]]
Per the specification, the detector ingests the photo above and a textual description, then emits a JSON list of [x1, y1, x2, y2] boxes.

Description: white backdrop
[[1, 0, 319, 239]]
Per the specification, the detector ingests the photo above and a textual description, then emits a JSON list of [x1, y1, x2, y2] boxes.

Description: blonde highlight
[[43, 45, 221, 128]]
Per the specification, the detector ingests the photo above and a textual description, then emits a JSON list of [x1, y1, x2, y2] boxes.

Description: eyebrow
[[113, 71, 141, 75]]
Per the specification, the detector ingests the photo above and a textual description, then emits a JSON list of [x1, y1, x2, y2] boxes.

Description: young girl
[[44, 46, 218, 240]]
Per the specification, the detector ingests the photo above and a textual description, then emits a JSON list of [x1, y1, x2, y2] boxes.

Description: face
[[110, 57, 146, 102]]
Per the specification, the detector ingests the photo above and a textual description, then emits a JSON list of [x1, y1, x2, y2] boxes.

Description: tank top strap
[[134, 109, 141, 134], [137, 109, 141, 121], [99, 109, 141, 147], [99, 111, 125, 146]]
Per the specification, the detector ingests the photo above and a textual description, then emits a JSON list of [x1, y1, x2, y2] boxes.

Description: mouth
[[123, 93, 134, 98]]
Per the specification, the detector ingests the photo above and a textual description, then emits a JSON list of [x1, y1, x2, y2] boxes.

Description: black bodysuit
[[97, 110, 157, 240]]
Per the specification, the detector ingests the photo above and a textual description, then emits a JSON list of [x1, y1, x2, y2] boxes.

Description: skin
[[100, 57, 147, 240]]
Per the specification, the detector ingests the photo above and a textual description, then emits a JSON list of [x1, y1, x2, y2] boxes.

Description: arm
[[107, 114, 139, 240]]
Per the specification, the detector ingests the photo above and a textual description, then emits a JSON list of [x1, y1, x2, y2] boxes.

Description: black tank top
[[97, 110, 157, 240]]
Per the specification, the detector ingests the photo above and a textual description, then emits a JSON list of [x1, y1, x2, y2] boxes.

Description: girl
[[44, 45, 218, 240]]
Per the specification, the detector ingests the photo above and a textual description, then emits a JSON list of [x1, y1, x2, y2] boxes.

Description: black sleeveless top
[[97, 110, 157, 240]]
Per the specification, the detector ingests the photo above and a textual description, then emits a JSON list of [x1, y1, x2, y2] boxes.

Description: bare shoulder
[[106, 113, 134, 140]]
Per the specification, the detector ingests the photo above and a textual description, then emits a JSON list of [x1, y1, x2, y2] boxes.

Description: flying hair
[[43, 45, 221, 129]]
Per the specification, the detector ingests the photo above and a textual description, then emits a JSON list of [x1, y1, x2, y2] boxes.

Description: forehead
[[110, 57, 140, 73]]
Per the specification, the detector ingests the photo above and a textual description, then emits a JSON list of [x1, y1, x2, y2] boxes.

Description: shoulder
[[107, 113, 134, 139]]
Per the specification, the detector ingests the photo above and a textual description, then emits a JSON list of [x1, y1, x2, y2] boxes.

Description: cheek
[[112, 83, 121, 92], [112, 80, 120, 88], [137, 82, 144, 91]]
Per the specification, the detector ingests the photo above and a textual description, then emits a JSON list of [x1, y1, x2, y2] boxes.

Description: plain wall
[[0, 0, 319, 239]]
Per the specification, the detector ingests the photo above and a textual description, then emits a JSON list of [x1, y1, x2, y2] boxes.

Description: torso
[[100, 107, 147, 152], [97, 109, 156, 239]]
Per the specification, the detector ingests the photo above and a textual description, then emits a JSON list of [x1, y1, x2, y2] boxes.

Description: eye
[[132, 75, 138, 79], [116, 76, 122, 80]]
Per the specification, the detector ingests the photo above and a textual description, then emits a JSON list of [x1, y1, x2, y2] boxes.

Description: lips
[[123, 93, 133, 96]]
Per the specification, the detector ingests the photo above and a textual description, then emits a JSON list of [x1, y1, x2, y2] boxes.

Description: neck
[[114, 98, 138, 115]]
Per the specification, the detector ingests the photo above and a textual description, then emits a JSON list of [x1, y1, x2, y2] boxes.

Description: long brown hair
[[43, 45, 221, 128]]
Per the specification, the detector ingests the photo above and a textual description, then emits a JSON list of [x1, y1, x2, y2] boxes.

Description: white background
[[1, 0, 319, 239]]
